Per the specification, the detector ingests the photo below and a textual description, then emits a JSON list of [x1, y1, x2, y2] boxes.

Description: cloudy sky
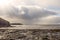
[[0, 0, 60, 24]]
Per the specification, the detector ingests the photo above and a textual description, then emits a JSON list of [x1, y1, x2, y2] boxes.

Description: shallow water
[[0, 25, 60, 29]]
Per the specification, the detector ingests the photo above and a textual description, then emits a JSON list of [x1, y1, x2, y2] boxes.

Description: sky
[[0, 0, 60, 24]]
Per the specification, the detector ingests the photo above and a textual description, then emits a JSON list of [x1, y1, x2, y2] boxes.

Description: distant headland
[[0, 18, 23, 27]]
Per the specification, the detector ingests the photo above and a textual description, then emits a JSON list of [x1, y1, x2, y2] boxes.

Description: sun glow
[[0, 0, 12, 9], [0, 0, 10, 6]]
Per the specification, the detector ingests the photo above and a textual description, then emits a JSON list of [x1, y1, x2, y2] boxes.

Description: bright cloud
[[0, 0, 60, 24], [5, 6, 57, 24]]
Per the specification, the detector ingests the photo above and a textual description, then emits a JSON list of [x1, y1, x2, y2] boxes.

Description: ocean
[[0, 25, 60, 29]]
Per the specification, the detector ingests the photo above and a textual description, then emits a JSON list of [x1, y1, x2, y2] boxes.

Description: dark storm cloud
[[6, 6, 57, 24]]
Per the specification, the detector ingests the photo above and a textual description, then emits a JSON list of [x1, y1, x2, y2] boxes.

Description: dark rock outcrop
[[0, 18, 10, 27], [11, 23, 23, 25]]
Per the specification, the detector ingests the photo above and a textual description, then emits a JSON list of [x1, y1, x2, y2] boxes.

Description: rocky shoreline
[[0, 29, 60, 40]]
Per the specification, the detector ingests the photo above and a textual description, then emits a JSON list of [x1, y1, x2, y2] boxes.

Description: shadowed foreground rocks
[[0, 18, 10, 27], [0, 29, 59, 40]]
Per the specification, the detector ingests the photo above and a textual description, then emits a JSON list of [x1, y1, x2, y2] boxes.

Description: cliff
[[0, 18, 10, 27]]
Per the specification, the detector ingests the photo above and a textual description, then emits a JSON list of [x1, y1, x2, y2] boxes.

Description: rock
[[0, 18, 10, 27], [11, 23, 23, 25]]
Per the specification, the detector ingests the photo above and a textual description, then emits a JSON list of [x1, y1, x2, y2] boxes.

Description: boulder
[[0, 18, 10, 27]]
